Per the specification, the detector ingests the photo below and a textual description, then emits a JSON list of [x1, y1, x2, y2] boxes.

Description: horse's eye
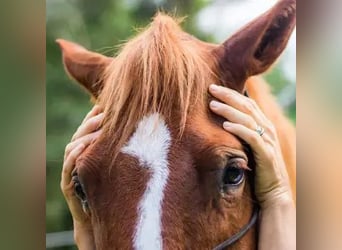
[[222, 167, 245, 186], [73, 178, 86, 201], [72, 174, 89, 213]]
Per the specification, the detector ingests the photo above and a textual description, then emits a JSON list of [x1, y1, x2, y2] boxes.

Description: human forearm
[[61, 106, 103, 250], [74, 221, 95, 250], [258, 196, 296, 250]]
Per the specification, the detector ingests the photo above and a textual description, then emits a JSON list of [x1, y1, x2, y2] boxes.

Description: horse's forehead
[[120, 112, 171, 250], [119, 111, 244, 160], [186, 113, 245, 152], [121, 112, 171, 166]]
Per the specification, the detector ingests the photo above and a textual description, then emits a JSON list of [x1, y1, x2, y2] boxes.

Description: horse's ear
[[215, 0, 296, 92], [56, 39, 112, 98]]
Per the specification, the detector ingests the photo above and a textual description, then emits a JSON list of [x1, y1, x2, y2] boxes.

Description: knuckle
[[265, 121, 276, 135], [221, 104, 230, 114], [65, 143, 72, 155], [243, 99, 257, 113], [247, 117, 256, 129], [60, 182, 68, 194], [249, 99, 257, 108], [243, 102, 254, 112], [87, 117, 99, 130], [268, 123, 276, 134], [224, 91, 232, 100], [80, 122, 87, 130], [268, 139, 278, 149], [249, 133, 260, 145], [71, 130, 81, 141], [62, 166, 71, 177], [69, 149, 79, 159], [265, 147, 276, 161]]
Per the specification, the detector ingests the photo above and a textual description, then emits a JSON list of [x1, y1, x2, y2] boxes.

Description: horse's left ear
[[215, 0, 296, 92], [56, 39, 112, 98]]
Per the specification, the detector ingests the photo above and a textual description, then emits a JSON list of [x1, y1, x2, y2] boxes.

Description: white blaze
[[121, 113, 171, 250]]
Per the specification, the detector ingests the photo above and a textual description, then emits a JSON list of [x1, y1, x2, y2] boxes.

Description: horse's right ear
[[215, 0, 296, 92], [56, 39, 112, 98]]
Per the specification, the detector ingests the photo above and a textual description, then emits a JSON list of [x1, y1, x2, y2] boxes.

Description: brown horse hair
[[98, 12, 217, 162]]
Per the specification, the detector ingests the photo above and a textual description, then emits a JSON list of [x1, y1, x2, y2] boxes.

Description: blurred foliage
[[46, 0, 295, 249]]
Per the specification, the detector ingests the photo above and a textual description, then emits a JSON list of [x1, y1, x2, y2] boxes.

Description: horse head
[[57, 0, 295, 249]]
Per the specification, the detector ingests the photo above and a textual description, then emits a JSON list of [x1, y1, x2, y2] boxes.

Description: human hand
[[208, 84, 292, 209], [60, 105, 103, 247]]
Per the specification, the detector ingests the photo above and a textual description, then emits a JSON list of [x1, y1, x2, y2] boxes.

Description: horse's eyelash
[[227, 158, 251, 171]]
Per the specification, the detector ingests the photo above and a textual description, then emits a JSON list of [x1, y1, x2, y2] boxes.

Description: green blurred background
[[46, 0, 295, 249]]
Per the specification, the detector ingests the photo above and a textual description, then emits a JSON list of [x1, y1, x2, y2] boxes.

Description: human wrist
[[259, 189, 294, 210], [73, 220, 94, 247]]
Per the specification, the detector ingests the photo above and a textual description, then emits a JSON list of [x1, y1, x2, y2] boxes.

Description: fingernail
[[209, 84, 219, 92], [210, 100, 219, 109], [223, 121, 231, 128]]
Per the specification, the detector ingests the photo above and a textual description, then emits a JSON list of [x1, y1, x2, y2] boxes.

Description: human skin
[[61, 85, 295, 250], [208, 84, 296, 250], [61, 105, 103, 250]]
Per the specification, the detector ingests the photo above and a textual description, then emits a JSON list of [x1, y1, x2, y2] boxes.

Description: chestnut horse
[[57, 0, 295, 249]]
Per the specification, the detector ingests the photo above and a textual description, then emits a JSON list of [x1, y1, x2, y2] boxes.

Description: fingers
[[71, 113, 104, 142], [207, 83, 272, 157], [64, 130, 102, 161], [63, 106, 104, 192], [210, 100, 257, 130], [60, 107, 103, 227], [81, 105, 102, 125], [61, 143, 86, 190], [209, 84, 276, 139], [209, 85, 292, 207], [209, 84, 267, 123], [222, 121, 266, 156]]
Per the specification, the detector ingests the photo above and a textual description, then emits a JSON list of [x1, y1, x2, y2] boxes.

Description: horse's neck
[[245, 76, 296, 202]]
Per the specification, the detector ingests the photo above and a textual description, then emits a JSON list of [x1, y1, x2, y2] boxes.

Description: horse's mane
[[98, 13, 215, 157]]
